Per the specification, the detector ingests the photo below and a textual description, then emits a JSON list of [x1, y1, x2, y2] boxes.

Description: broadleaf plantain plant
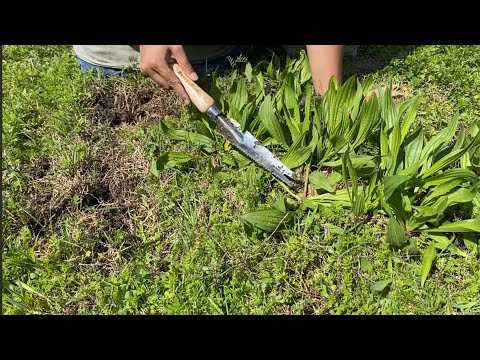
[[151, 50, 480, 247]]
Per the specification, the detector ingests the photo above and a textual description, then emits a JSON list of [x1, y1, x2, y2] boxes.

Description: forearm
[[306, 45, 344, 95]]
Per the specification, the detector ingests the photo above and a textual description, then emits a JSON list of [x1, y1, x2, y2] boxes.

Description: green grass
[[2, 45, 480, 314]]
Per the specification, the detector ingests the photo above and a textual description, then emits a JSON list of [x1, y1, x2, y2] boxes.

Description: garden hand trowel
[[173, 64, 300, 188]]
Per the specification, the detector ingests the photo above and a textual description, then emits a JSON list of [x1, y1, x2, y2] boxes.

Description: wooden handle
[[173, 64, 215, 113]]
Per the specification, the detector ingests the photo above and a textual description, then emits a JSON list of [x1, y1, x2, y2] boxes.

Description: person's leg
[[306, 45, 344, 95], [77, 56, 128, 77]]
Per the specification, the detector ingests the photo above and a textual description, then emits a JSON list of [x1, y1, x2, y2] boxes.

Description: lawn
[[2, 45, 480, 315]]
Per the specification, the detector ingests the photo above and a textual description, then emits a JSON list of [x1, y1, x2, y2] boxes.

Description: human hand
[[139, 45, 198, 104]]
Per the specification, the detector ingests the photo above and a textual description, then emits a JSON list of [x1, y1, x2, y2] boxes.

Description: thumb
[[171, 46, 198, 81]]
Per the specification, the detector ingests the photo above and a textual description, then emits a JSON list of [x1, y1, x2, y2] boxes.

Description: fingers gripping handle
[[173, 64, 215, 113]]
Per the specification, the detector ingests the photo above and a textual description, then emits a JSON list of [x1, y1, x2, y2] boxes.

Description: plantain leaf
[[420, 242, 436, 287], [323, 155, 374, 169], [360, 257, 374, 273], [151, 152, 195, 175], [423, 219, 480, 233], [309, 171, 335, 193], [432, 187, 476, 209], [258, 95, 288, 148], [195, 121, 215, 140], [371, 279, 391, 292], [299, 55, 311, 84], [403, 126, 424, 170], [161, 122, 214, 150], [254, 72, 265, 98], [383, 175, 410, 201], [282, 147, 312, 169], [419, 168, 478, 188], [232, 77, 248, 112], [400, 96, 420, 143], [284, 85, 301, 124], [302, 82, 313, 134], [352, 93, 380, 149], [386, 216, 407, 247], [244, 62, 253, 82], [421, 179, 464, 205], [421, 148, 468, 179], [241, 209, 293, 233], [419, 113, 459, 169]]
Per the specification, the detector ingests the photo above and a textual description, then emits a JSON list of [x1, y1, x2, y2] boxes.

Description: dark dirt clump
[[84, 82, 183, 128], [20, 136, 149, 245]]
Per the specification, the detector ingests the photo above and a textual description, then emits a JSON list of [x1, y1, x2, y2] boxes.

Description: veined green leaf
[[330, 77, 357, 137], [328, 171, 343, 186], [258, 95, 288, 148], [353, 191, 365, 217], [308, 188, 351, 203], [284, 85, 301, 124], [408, 203, 445, 231], [282, 147, 312, 169], [380, 125, 389, 171], [254, 72, 265, 98], [232, 77, 248, 112], [349, 78, 365, 122], [420, 242, 436, 287], [302, 82, 313, 134], [423, 219, 480, 233], [209, 68, 224, 111], [342, 149, 359, 205], [387, 119, 402, 176], [427, 234, 455, 252], [195, 120, 214, 140], [309, 171, 336, 193], [360, 257, 374, 273], [431, 187, 476, 209], [387, 190, 408, 223], [267, 61, 275, 79], [241, 209, 293, 233], [383, 175, 410, 201], [421, 148, 468, 179], [451, 127, 466, 152], [323, 155, 374, 169], [421, 178, 464, 205], [419, 168, 478, 188], [419, 113, 459, 167], [365, 170, 379, 207], [403, 126, 424, 170], [381, 86, 397, 130], [151, 152, 196, 174], [371, 279, 391, 292], [400, 96, 420, 143], [161, 121, 215, 147], [300, 55, 311, 84], [352, 93, 380, 149], [244, 62, 253, 82], [386, 216, 407, 247]]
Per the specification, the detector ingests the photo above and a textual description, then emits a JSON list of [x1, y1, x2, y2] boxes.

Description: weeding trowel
[[173, 64, 300, 188]]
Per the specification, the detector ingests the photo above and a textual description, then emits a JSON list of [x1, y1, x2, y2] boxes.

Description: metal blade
[[207, 106, 300, 188]]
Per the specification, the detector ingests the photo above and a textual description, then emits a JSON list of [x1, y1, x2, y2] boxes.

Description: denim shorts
[[77, 45, 248, 78]]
